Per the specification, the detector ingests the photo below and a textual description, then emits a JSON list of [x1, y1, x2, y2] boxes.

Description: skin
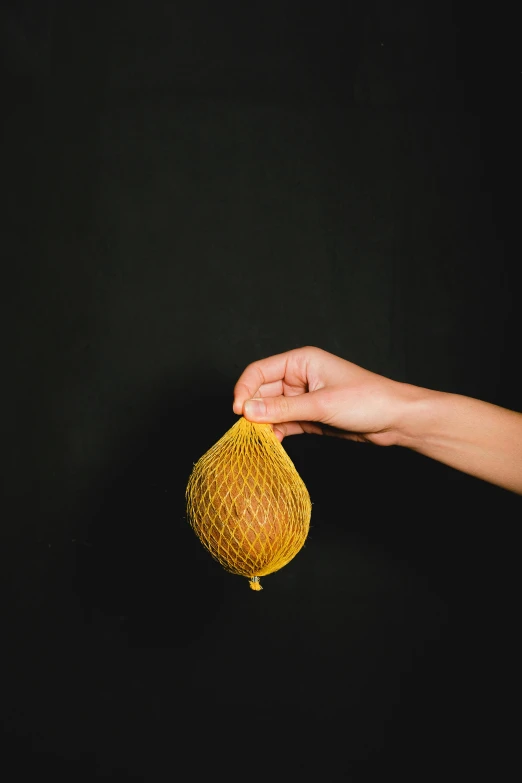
[[233, 346, 522, 495]]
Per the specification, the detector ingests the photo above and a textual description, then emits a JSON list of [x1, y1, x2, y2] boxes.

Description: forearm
[[397, 386, 522, 494]]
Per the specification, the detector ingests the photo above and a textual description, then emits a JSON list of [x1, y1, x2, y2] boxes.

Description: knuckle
[[271, 395, 290, 420]]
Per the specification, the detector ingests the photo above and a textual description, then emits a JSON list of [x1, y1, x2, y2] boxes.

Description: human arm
[[233, 346, 522, 495]]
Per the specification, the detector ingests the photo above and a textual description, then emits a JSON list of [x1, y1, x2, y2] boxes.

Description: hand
[[233, 346, 421, 444], [234, 346, 522, 493]]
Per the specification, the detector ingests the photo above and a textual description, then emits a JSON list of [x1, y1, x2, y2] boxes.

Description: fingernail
[[244, 398, 266, 418]]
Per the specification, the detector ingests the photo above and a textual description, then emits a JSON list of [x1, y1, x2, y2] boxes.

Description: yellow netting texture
[[186, 417, 311, 588]]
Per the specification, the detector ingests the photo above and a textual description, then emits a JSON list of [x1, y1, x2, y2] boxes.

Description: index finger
[[232, 351, 293, 414]]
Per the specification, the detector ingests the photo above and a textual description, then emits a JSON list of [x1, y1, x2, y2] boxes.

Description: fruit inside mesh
[[186, 416, 311, 590]]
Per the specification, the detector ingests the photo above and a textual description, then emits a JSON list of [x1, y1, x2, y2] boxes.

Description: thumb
[[243, 392, 320, 424]]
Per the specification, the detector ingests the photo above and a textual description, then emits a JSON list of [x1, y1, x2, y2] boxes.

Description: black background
[[1, 1, 521, 778]]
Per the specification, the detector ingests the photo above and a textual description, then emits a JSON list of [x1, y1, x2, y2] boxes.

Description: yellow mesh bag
[[186, 416, 311, 591]]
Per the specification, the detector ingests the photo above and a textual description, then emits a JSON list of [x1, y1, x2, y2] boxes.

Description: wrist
[[392, 383, 443, 450]]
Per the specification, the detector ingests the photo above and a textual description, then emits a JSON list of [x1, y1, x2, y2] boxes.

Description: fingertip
[[273, 426, 285, 442], [243, 398, 267, 420], [232, 381, 253, 417]]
